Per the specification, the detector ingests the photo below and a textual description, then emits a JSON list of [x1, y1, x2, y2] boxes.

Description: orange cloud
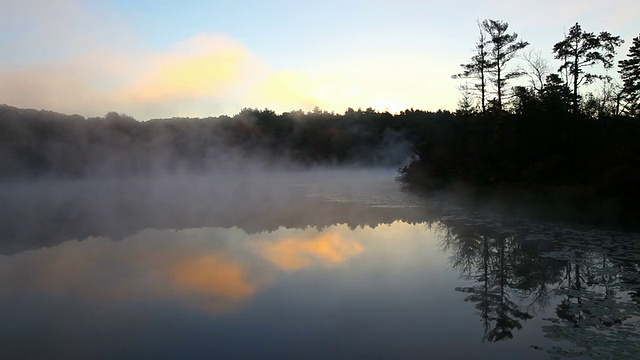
[[0, 230, 262, 315], [169, 254, 257, 314], [257, 230, 364, 271], [171, 254, 256, 299], [0, 223, 442, 317]]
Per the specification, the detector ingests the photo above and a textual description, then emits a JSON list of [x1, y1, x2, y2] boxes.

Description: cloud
[[248, 71, 320, 111], [0, 0, 458, 120], [0, 228, 263, 315], [256, 230, 364, 271], [0, 1, 456, 118], [119, 34, 266, 104], [0, 220, 447, 317], [169, 254, 257, 314], [0, 0, 140, 116], [0, 28, 328, 119], [0, 55, 123, 116], [0, 32, 267, 119], [0, 2, 274, 118], [0, 225, 367, 314]]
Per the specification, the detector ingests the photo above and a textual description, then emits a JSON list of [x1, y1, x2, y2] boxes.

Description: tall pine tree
[[619, 34, 640, 116], [553, 23, 623, 115], [482, 19, 529, 113], [453, 20, 493, 115]]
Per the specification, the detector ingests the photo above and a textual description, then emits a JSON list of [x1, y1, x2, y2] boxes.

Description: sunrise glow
[[0, 1, 638, 119]]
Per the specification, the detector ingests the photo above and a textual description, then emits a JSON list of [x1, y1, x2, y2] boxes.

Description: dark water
[[0, 169, 638, 359]]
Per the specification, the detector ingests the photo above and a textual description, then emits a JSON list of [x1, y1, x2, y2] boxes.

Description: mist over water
[[0, 168, 639, 359], [0, 167, 410, 253]]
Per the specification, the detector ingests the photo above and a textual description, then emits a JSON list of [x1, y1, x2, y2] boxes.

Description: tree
[[510, 86, 540, 116], [541, 74, 571, 114], [619, 34, 640, 116], [453, 20, 492, 115], [456, 84, 478, 116], [552, 23, 624, 115], [521, 50, 550, 95], [584, 77, 624, 119], [482, 19, 529, 112]]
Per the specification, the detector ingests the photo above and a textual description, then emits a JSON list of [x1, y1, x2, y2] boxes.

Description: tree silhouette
[[453, 20, 493, 115], [542, 248, 640, 358], [442, 218, 640, 354], [521, 50, 551, 95], [619, 34, 640, 116], [540, 74, 571, 115], [445, 224, 536, 343], [482, 19, 529, 113], [552, 23, 623, 115]]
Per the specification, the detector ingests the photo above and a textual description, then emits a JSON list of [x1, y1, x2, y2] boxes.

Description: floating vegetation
[[542, 322, 640, 359], [537, 233, 640, 359], [442, 216, 640, 359]]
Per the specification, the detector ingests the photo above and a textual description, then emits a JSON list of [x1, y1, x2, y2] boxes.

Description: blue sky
[[0, 0, 638, 119]]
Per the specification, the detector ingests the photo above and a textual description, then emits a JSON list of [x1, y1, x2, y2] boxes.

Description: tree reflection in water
[[440, 219, 640, 357]]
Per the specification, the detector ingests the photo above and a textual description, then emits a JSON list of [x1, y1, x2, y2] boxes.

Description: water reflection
[[541, 243, 640, 358], [1, 171, 640, 359], [0, 173, 428, 255], [169, 254, 257, 314], [6, 215, 502, 359], [439, 218, 640, 357], [0, 225, 389, 317], [0, 228, 263, 314], [256, 230, 364, 271]]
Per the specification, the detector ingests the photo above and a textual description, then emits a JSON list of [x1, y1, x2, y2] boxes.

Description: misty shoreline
[[2, 104, 640, 228], [0, 105, 413, 179], [401, 180, 640, 230], [0, 168, 422, 254]]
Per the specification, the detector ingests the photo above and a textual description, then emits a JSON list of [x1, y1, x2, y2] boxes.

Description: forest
[[0, 104, 431, 176], [400, 21, 640, 226], [0, 20, 639, 225]]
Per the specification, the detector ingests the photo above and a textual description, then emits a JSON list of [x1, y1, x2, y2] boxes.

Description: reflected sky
[[0, 222, 443, 317], [2, 218, 636, 359], [1, 171, 638, 359], [1, 221, 487, 359]]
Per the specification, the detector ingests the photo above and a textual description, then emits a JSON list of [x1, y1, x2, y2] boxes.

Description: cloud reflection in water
[[0, 224, 376, 315]]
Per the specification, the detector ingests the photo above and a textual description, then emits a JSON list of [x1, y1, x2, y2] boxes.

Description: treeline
[[0, 105, 441, 178], [400, 21, 640, 226], [1, 20, 639, 225]]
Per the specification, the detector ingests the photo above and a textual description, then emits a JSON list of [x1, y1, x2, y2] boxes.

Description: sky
[[0, 0, 638, 120]]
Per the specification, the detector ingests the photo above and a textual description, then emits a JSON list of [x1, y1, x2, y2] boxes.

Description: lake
[[0, 169, 638, 359]]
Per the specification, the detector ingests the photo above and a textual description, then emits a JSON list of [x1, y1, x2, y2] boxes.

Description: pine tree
[[482, 19, 529, 113], [552, 23, 623, 115], [453, 20, 493, 115], [619, 34, 640, 116]]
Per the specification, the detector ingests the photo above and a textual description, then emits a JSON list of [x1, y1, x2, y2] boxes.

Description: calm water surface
[[0, 169, 638, 359]]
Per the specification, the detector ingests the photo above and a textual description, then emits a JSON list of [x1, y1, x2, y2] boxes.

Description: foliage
[[442, 218, 640, 351], [619, 34, 640, 116], [453, 19, 529, 114], [552, 23, 624, 115], [0, 105, 422, 178], [453, 20, 492, 114], [403, 21, 640, 226], [482, 19, 529, 112]]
